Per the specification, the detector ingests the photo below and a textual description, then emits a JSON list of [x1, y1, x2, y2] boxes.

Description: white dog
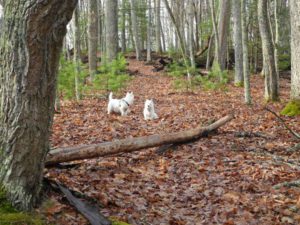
[[107, 92, 134, 116], [143, 99, 158, 120]]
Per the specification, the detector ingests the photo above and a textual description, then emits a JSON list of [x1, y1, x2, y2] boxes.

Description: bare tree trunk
[[258, 0, 279, 101], [88, 0, 98, 80], [121, 0, 127, 53], [105, 0, 118, 61], [215, 0, 231, 70], [241, 0, 251, 104], [290, 0, 300, 100], [46, 115, 234, 166], [73, 5, 81, 101], [147, 0, 152, 62], [0, 0, 76, 210], [232, 0, 244, 85], [188, 0, 195, 68], [155, 0, 162, 53], [130, 0, 142, 60], [209, 0, 219, 66], [274, 0, 279, 76], [206, 34, 214, 70], [98, 0, 103, 53], [163, 0, 186, 55]]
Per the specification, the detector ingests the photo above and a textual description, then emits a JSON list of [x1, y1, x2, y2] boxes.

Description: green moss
[[110, 217, 131, 225], [234, 82, 244, 87], [0, 187, 44, 224], [281, 100, 300, 116], [0, 213, 43, 225]]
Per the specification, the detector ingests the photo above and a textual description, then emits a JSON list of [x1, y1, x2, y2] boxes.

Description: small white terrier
[[107, 92, 134, 116], [143, 99, 158, 120]]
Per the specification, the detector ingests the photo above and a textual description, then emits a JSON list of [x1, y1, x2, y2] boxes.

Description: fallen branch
[[265, 107, 300, 139], [44, 178, 111, 225], [46, 114, 234, 166], [273, 179, 300, 189]]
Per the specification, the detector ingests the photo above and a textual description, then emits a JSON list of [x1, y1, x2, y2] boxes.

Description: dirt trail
[[48, 59, 300, 225]]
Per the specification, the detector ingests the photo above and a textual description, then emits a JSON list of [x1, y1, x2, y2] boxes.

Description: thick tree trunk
[[46, 115, 234, 166], [0, 0, 77, 210], [88, 0, 98, 80], [232, 0, 244, 85], [258, 0, 279, 101], [105, 0, 118, 61], [290, 0, 300, 100], [215, 0, 231, 70]]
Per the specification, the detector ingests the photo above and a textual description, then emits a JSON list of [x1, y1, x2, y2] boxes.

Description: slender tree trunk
[[209, 0, 219, 66], [147, 0, 152, 61], [188, 0, 195, 68], [290, 0, 300, 100], [160, 20, 166, 52], [130, 0, 142, 60], [88, 0, 98, 80], [155, 0, 162, 53], [98, 0, 103, 53], [258, 0, 279, 101], [163, 0, 186, 55], [274, 0, 279, 76], [206, 33, 214, 70], [105, 0, 118, 61], [73, 5, 81, 101], [241, 0, 251, 104], [232, 0, 244, 85], [121, 0, 127, 53], [0, 0, 77, 210]]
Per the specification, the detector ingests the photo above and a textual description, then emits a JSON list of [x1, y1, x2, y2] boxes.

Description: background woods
[[0, 0, 299, 224]]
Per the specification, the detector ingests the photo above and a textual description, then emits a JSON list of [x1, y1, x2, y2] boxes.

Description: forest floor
[[45, 57, 300, 225]]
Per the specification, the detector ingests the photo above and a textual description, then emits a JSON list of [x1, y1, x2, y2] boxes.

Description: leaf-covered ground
[[45, 59, 300, 225]]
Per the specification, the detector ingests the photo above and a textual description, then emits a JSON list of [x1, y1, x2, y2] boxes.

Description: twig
[[234, 131, 272, 139], [264, 107, 300, 139], [273, 179, 300, 189]]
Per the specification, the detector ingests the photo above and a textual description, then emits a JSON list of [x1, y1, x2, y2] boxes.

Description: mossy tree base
[[0, 187, 43, 225], [281, 100, 300, 116]]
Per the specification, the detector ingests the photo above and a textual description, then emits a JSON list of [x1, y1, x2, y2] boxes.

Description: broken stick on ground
[[46, 114, 234, 166]]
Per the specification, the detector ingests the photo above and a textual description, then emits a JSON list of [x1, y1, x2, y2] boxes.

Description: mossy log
[[46, 114, 234, 166]]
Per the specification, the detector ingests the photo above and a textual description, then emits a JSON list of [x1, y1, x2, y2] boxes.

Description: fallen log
[[46, 114, 234, 166]]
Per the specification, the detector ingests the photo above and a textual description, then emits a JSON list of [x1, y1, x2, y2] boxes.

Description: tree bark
[[155, 0, 162, 53], [290, 0, 300, 100], [0, 0, 77, 210], [188, 0, 195, 68], [258, 0, 279, 101], [105, 0, 118, 61], [232, 0, 244, 85], [130, 0, 142, 60], [46, 115, 234, 166], [121, 0, 127, 53], [88, 0, 98, 80], [241, 0, 251, 104], [73, 5, 82, 101], [215, 0, 231, 70], [146, 0, 152, 62]]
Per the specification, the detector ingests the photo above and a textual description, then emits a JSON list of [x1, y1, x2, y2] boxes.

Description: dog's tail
[[109, 92, 113, 100]]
